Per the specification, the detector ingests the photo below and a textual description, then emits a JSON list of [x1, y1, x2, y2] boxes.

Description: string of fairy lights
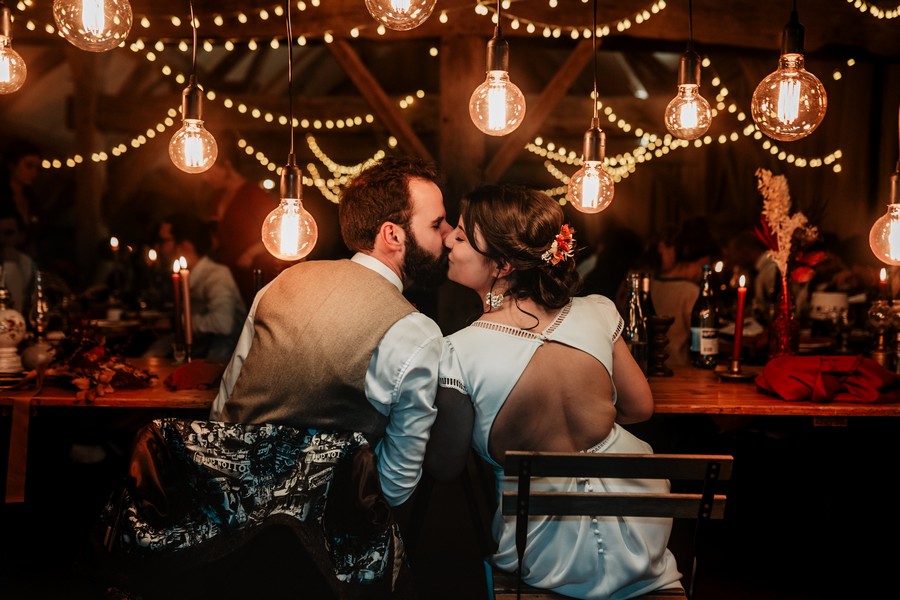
[[8, 0, 882, 201]]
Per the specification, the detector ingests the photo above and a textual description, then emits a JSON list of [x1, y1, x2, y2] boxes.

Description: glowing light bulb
[[469, 28, 526, 136], [364, 0, 435, 31], [750, 10, 827, 142], [470, 71, 526, 136], [870, 204, 900, 266], [0, 4, 25, 94], [665, 49, 712, 140], [567, 120, 614, 214], [261, 158, 318, 261], [169, 76, 217, 174], [52, 0, 132, 52]]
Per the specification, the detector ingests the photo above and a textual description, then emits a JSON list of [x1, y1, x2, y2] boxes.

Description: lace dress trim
[[471, 300, 573, 342]]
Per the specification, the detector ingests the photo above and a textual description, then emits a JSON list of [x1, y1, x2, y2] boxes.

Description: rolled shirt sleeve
[[366, 312, 442, 506]]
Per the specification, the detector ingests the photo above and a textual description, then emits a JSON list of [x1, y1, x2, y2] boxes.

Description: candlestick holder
[[868, 299, 892, 368], [647, 314, 675, 377], [717, 357, 756, 382]]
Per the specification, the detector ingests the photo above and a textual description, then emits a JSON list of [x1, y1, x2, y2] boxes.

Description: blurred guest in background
[[0, 207, 35, 313], [580, 223, 645, 313], [650, 216, 721, 368], [0, 138, 42, 257], [146, 212, 246, 363], [200, 131, 283, 307]]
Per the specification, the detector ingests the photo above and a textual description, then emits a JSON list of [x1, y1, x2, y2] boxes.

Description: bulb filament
[[83, 0, 105, 36]]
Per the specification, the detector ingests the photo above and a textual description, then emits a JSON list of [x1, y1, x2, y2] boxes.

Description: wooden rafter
[[327, 38, 433, 161]]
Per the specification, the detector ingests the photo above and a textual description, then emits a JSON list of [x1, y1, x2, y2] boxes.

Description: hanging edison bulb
[[0, 3, 25, 94], [567, 118, 614, 214], [52, 0, 132, 52], [869, 205, 900, 266], [262, 157, 317, 261], [750, 8, 826, 142], [169, 76, 217, 174], [364, 0, 435, 31], [469, 24, 526, 136], [664, 50, 712, 140]]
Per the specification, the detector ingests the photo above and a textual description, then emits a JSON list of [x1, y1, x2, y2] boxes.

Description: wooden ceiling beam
[[327, 38, 433, 161]]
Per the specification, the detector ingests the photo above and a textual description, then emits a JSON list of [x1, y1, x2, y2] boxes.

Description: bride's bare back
[[488, 340, 618, 462]]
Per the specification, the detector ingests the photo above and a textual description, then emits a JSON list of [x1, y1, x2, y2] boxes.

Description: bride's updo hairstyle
[[460, 183, 582, 309]]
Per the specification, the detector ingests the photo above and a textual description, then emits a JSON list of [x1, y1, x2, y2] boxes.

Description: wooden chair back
[[492, 451, 734, 600]]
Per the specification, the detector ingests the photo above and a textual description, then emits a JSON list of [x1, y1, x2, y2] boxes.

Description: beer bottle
[[690, 264, 719, 369]]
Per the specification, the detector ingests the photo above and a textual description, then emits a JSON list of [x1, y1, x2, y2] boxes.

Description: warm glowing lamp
[[169, 76, 218, 174], [469, 1, 526, 136], [566, 0, 614, 214], [52, 0, 132, 53], [567, 118, 614, 214], [261, 2, 317, 262], [750, 3, 827, 142], [0, 3, 25, 94], [364, 0, 435, 31], [262, 156, 318, 261], [870, 104, 900, 265], [664, 50, 712, 140], [169, 4, 216, 174]]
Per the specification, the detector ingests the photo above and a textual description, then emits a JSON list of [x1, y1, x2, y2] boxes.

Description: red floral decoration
[[542, 224, 576, 266]]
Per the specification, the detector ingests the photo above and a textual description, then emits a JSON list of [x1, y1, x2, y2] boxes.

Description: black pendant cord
[[592, 0, 598, 122], [189, 0, 196, 77], [687, 0, 694, 52], [285, 0, 294, 156]]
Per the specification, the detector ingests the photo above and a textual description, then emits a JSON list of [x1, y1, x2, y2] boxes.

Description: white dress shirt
[[210, 252, 441, 506]]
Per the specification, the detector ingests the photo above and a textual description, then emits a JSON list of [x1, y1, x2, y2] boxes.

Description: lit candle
[[171, 259, 183, 347], [879, 267, 889, 302], [733, 275, 747, 362], [179, 256, 193, 355], [110, 236, 122, 295]]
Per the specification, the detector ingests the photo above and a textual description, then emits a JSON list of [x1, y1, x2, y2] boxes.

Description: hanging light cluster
[[567, 0, 614, 214], [869, 104, 900, 265], [469, 0, 526, 136], [365, 0, 436, 31], [52, 0, 132, 52], [0, 1, 26, 94], [261, 0, 317, 262], [169, 1, 217, 174], [664, 0, 712, 140], [750, 0, 827, 142]]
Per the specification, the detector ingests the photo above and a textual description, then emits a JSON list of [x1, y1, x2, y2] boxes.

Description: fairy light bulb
[[169, 75, 217, 174], [0, 3, 25, 94], [469, 21, 526, 136], [567, 118, 614, 214], [261, 157, 317, 261], [52, 0, 132, 52], [364, 0, 435, 31], [750, 7, 827, 142], [665, 50, 712, 140]]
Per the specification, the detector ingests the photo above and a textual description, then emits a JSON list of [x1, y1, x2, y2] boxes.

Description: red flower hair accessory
[[541, 224, 576, 266]]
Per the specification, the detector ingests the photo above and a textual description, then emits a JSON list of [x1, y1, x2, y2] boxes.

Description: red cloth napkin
[[755, 355, 900, 403], [164, 360, 226, 390]]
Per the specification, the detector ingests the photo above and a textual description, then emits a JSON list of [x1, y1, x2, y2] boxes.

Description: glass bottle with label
[[690, 263, 719, 369], [623, 273, 648, 375]]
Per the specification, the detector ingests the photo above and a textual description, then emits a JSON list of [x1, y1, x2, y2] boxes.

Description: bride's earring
[[485, 291, 504, 310]]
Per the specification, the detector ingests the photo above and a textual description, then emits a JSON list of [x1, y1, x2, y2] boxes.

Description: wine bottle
[[639, 271, 656, 320], [690, 264, 719, 369], [623, 273, 649, 375]]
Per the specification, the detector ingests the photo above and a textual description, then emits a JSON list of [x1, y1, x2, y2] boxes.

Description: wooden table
[[649, 366, 900, 419], [4, 358, 216, 504]]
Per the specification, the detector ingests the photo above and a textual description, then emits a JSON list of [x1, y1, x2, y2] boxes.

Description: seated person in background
[[145, 212, 246, 363], [0, 207, 35, 313], [650, 216, 721, 368], [427, 183, 682, 599]]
